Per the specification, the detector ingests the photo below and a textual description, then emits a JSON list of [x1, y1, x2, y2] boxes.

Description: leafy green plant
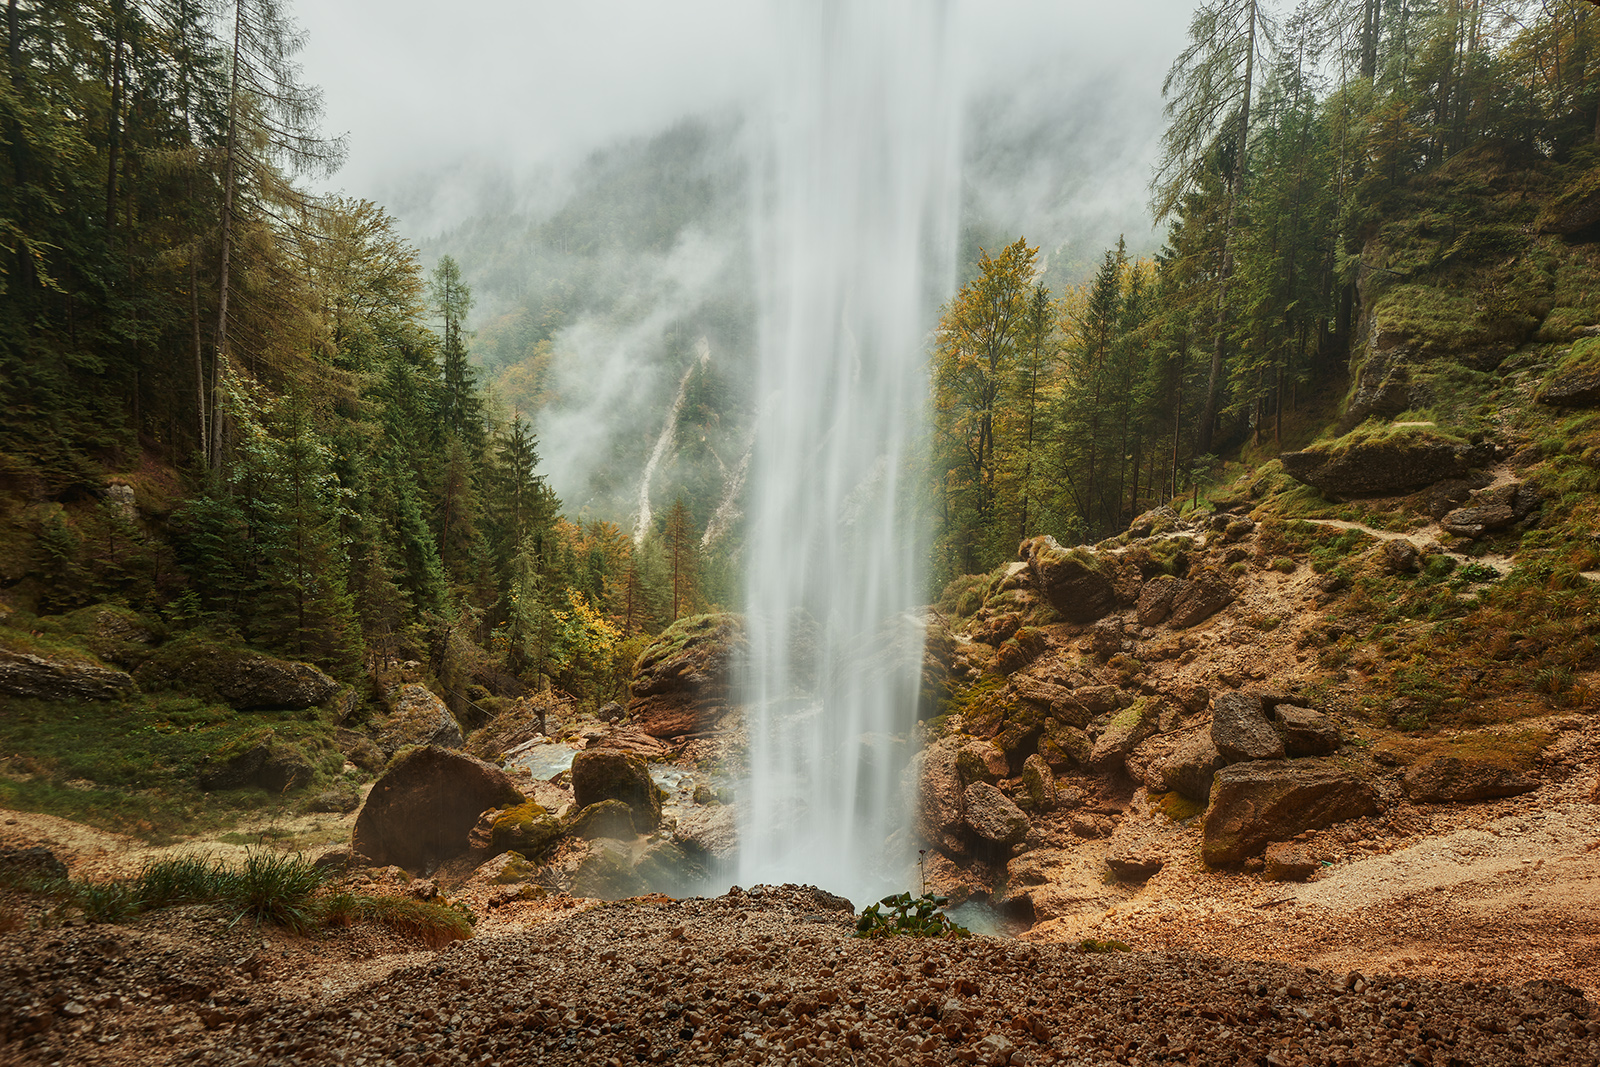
[[228, 850, 325, 933], [855, 893, 970, 940]]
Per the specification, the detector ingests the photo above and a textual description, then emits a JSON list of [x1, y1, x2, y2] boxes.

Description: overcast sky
[[296, 0, 1195, 232]]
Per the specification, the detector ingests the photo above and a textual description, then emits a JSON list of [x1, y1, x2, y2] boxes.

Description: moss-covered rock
[[1019, 536, 1116, 623], [134, 634, 338, 710], [625, 613, 743, 738], [570, 749, 661, 832], [1280, 425, 1493, 498], [566, 799, 638, 840], [490, 801, 565, 857]]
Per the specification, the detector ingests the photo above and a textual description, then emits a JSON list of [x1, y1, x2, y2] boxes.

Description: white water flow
[[633, 336, 712, 547], [739, 0, 959, 903]]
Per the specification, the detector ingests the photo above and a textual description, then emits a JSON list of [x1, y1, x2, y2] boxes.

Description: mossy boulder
[[1020, 536, 1116, 623], [570, 839, 645, 900], [1280, 426, 1493, 498], [490, 801, 566, 858], [570, 749, 661, 832], [1038, 719, 1091, 769], [566, 799, 638, 840], [379, 682, 464, 755], [1538, 337, 1600, 407], [1087, 698, 1161, 771], [134, 635, 338, 710], [626, 613, 744, 738]]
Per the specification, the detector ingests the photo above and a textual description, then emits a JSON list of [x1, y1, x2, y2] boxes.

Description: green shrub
[[855, 893, 969, 940], [228, 851, 324, 933]]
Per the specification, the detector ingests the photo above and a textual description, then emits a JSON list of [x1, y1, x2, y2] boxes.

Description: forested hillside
[[0, 0, 722, 834], [928, 0, 1600, 583]]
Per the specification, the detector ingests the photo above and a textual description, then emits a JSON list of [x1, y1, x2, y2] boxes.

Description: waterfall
[[738, 0, 960, 903]]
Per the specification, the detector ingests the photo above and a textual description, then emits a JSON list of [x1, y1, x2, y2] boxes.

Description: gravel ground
[[2, 885, 1596, 1067]]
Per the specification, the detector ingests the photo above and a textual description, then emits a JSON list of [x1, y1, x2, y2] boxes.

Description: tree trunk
[[212, 7, 243, 471]]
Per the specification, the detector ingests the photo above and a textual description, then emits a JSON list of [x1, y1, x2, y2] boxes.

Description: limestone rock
[[1211, 691, 1285, 763], [1012, 676, 1092, 727], [1088, 699, 1161, 771], [379, 683, 464, 755], [1280, 431, 1493, 498], [626, 613, 744, 738], [956, 740, 1008, 784], [1402, 757, 1538, 803], [913, 740, 967, 850], [1148, 730, 1224, 803], [1037, 720, 1091, 769], [1075, 685, 1124, 714], [1105, 841, 1165, 882], [1020, 754, 1056, 811], [1135, 576, 1181, 626], [1167, 570, 1235, 629], [962, 782, 1030, 846], [1262, 841, 1320, 882], [673, 804, 738, 859], [1019, 536, 1116, 623], [1272, 704, 1341, 757], [570, 749, 661, 832], [1202, 759, 1379, 865], [0, 647, 134, 702], [352, 746, 524, 872], [1441, 504, 1517, 538]]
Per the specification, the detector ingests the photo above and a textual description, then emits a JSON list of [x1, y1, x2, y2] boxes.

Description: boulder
[[1211, 691, 1285, 763], [962, 782, 1030, 846], [1202, 759, 1379, 866], [570, 839, 645, 900], [955, 740, 1008, 784], [489, 801, 566, 857], [570, 749, 661, 832], [1166, 571, 1235, 629], [1020, 754, 1057, 811], [1402, 757, 1538, 803], [1262, 841, 1320, 882], [1441, 504, 1517, 538], [1280, 430, 1494, 498], [673, 804, 738, 859], [1019, 536, 1116, 623], [1012, 677, 1092, 727], [626, 613, 744, 738], [1381, 539, 1421, 573], [0, 648, 134, 702], [165, 650, 337, 710], [352, 746, 524, 873], [913, 739, 968, 852], [379, 683, 464, 755], [1088, 699, 1162, 771], [1036, 720, 1091, 769], [566, 799, 638, 840], [1159, 733, 1225, 803], [1135, 576, 1181, 626], [1075, 685, 1124, 714], [1272, 704, 1341, 757], [1539, 366, 1600, 407], [307, 788, 360, 814]]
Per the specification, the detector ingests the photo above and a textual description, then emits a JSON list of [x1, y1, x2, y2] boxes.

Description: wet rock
[[913, 740, 967, 851], [1135, 576, 1181, 626], [626, 613, 744, 738], [1272, 704, 1341, 757], [1402, 757, 1538, 803], [0, 647, 134, 701], [1167, 569, 1235, 629], [379, 683, 464, 755], [962, 782, 1030, 846], [1020, 536, 1116, 623], [567, 799, 637, 841], [1280, 430, 1494, 498], [1211, 691, 1285, 763], [1262, 841, 1320, 882], [352, 746, 524, 872], [569, 839, 644, 900], [1202, 759, 1379, 865], [571, 750, 661, 832], [673, 804, 738, 859]]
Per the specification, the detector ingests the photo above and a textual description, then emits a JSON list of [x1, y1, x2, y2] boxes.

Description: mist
[[296, 0, 1194, 528]]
